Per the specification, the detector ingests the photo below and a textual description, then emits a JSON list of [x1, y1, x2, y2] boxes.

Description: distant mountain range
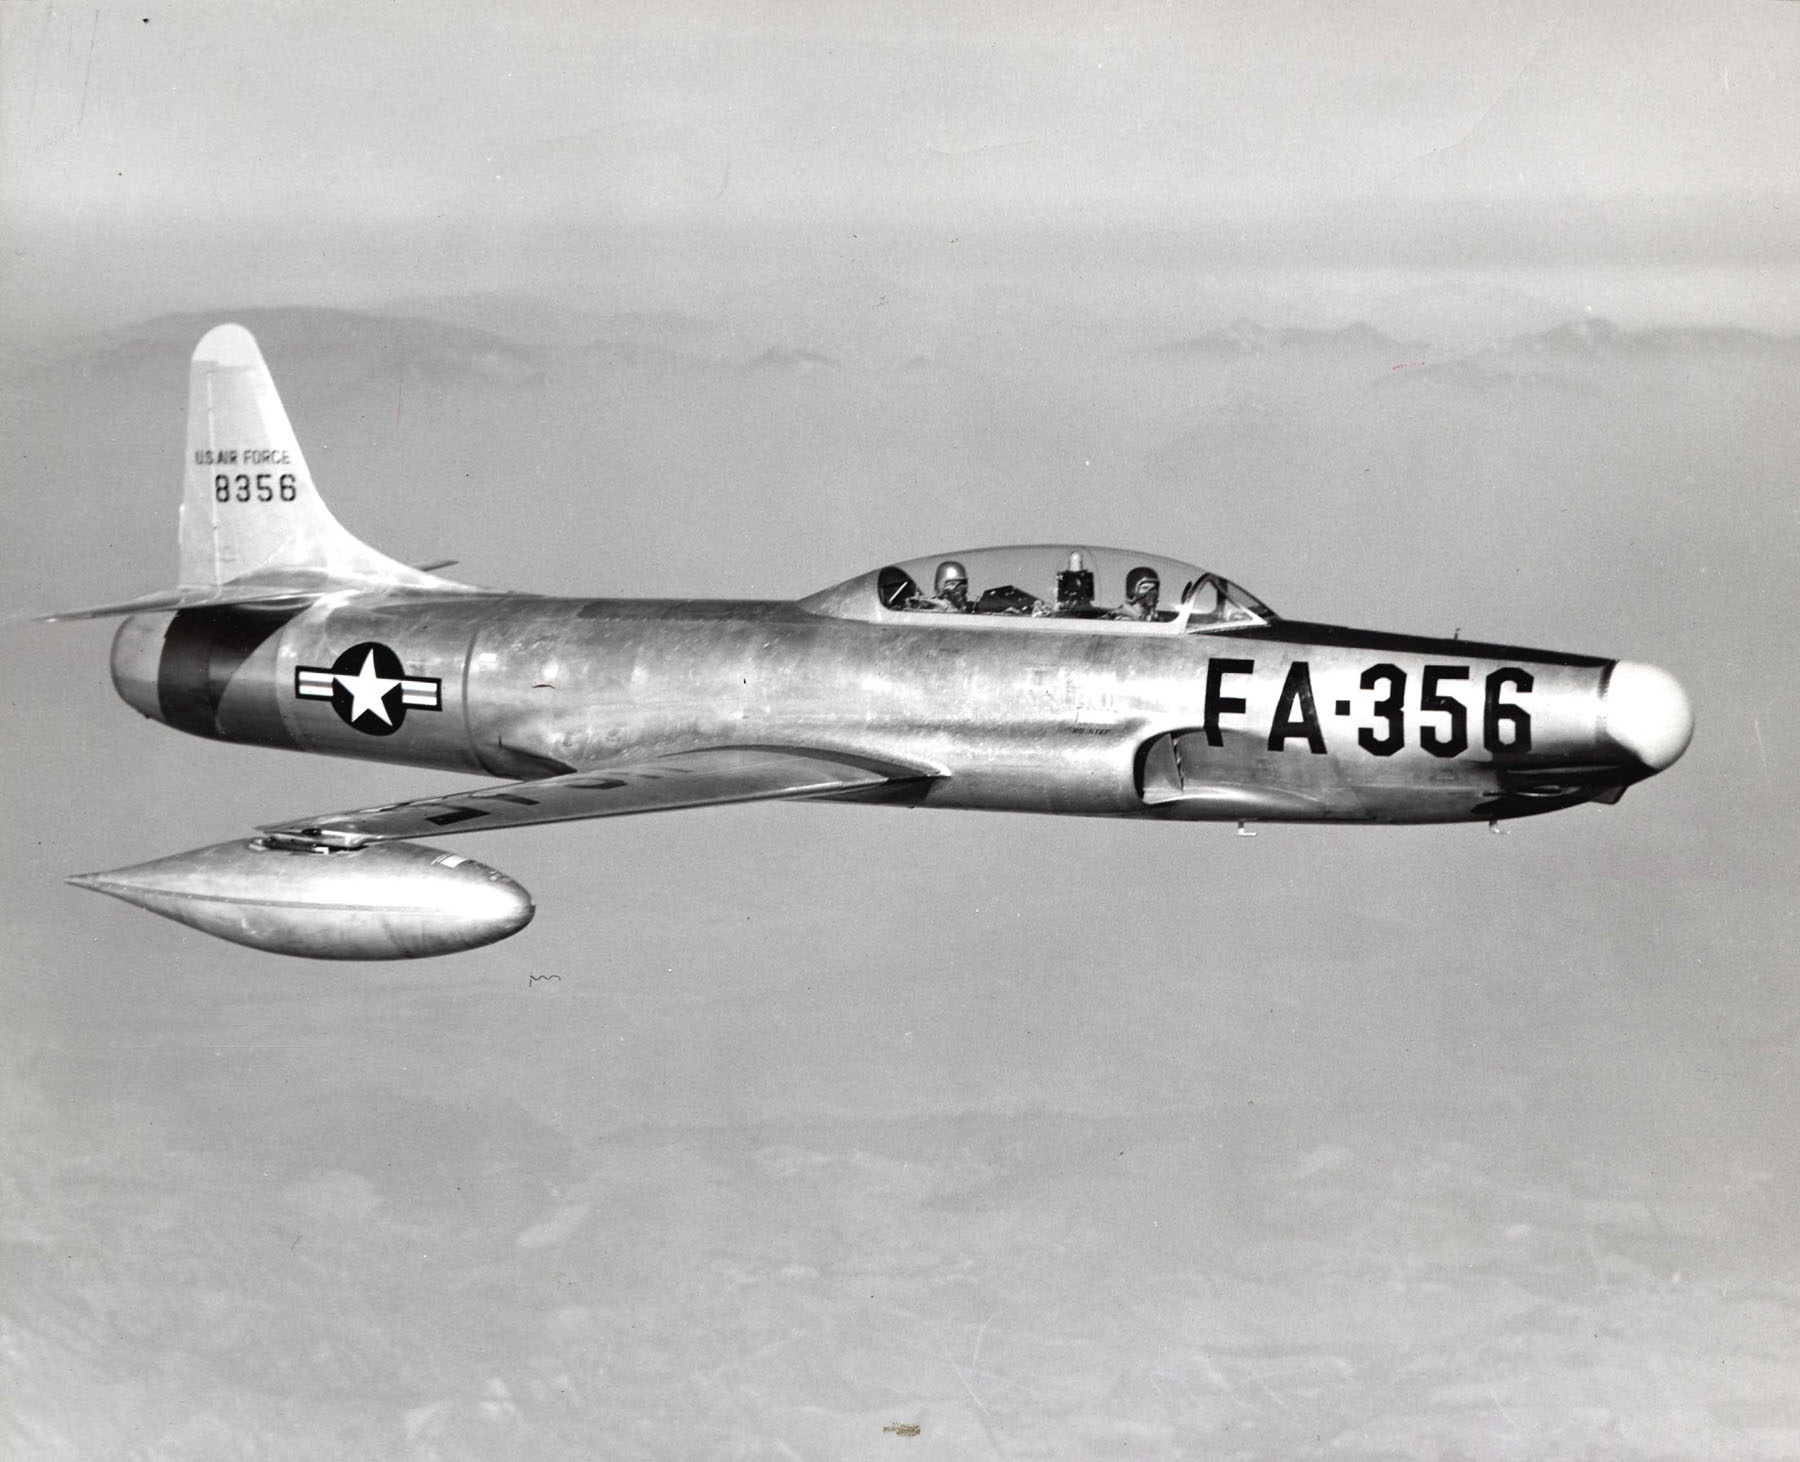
[[12, 303, 1796, 389], [1143, 319, 1431, 360], [27, 307, 551, 385], [1139, 314, 1798, 365], [1486, 316, 1797, 358]]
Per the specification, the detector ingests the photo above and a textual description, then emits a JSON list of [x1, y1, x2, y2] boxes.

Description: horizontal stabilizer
[[39, 583, 325, 622], [261, 745, 940, 845], [36, 571, 478, 622]]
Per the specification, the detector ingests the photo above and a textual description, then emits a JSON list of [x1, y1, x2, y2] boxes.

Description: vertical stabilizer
[[180, 324, 447, 590]]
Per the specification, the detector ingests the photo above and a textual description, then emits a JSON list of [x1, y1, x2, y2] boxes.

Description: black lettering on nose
[[1202, 658, 1255, 746], [1267, 662, 1326, 753]]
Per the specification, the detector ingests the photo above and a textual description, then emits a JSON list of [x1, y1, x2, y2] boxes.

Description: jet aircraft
[[50, 325, 1694, 959]]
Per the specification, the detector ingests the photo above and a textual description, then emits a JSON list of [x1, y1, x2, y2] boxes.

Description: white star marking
[[335, 648, 399, 726]]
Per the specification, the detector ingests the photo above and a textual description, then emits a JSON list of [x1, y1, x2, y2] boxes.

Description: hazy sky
[[4, 1, 1796, 332]]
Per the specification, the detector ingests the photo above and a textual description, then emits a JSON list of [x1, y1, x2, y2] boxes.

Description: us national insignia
[[294, 642, 441, 735]]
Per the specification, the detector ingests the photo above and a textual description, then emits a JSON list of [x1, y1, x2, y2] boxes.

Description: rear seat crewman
[[1107, 566, 1161, 621]]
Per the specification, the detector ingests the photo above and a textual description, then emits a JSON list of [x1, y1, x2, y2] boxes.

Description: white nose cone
[[1603, 661, 1694, 771]]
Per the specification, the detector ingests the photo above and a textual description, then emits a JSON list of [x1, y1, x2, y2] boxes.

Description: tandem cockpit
[[799, 545, 1276, 635]]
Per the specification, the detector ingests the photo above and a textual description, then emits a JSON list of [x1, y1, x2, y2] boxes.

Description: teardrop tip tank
[[68, 839, 534, 960]]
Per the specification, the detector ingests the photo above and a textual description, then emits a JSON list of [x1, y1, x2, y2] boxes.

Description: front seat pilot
[[912, 560, 972, 612]]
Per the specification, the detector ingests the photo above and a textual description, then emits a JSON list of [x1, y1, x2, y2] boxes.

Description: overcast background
[[3, 3, 1798, 1458]]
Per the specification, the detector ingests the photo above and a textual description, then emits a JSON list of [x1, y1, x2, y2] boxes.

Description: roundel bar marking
[[293, 641, 442, 735]]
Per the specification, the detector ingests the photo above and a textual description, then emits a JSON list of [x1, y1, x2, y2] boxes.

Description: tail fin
[[179, 324, 448, 591], [37, 325, 461, 621]]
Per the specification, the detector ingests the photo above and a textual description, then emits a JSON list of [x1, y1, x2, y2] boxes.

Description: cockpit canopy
[[800, 545, 1274, 634]]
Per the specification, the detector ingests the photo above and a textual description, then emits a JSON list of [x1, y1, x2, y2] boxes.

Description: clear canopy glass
[[800, 544, 1275, 634]]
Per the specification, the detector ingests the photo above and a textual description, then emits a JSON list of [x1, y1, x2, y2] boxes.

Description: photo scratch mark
[[25, 0, 54, 139], [1246, 1364, 1294, 1416], [931, 1321, 987, 1413], [923, 136, 1040, 158], [77, 8, 98, 129], [1389, 16, 1565, 179]]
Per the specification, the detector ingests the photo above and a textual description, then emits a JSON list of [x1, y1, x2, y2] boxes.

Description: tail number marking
[[215, 472, 297, 503]]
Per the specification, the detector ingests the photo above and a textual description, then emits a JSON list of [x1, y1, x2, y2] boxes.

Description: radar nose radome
[[1603, 661, 1694, 772]]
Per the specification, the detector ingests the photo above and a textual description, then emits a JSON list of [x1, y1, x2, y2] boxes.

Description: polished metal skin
[[68, 839, 532, 959], [106, 585, 1691, 826], [55, 325, 1695, 958]]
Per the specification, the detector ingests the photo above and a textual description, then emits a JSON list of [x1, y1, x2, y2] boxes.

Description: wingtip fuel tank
[[68, 839, 533, 960]]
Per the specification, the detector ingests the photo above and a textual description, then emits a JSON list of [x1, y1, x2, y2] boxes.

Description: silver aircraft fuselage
[[109, 586, 1685, 827], [58, 325, 1695, 958]]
